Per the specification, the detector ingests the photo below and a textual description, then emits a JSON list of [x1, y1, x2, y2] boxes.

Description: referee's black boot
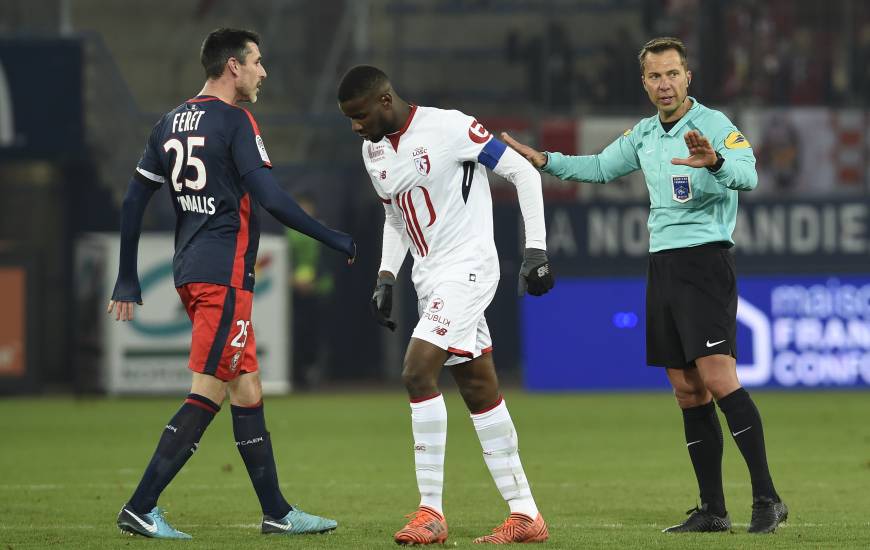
[[747, 497, 788, 534], [662, 503, 731, 533]]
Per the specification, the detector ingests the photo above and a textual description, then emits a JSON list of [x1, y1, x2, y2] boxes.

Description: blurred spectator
[[853, 23, 870, 102], [599, 27, 643, 107], [507, 22, 575, 110], [287, 193, 335, 389], [757, 114, 801, 190]]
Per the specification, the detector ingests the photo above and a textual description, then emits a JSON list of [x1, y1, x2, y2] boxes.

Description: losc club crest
[[412, 147, 431, 176], [414, 154, 431, 176]]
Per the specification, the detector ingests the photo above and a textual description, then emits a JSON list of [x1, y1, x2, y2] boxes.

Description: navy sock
[[232, 402, 291, 519], [717, 387, 780, 501], [128, 393, 220, 513], [681, 400, 726, 516]]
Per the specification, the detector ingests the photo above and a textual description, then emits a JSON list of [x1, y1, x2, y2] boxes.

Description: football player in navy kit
[[108, 28, 355, 539]]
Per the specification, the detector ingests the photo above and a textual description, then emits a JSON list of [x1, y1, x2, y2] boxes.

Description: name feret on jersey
[[133, 96, 272, 291], [363, 106, 505, 293]]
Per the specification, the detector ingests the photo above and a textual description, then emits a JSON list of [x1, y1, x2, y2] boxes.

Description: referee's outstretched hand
[[671, 129, 718, 168], [501, 132, 548, 169]]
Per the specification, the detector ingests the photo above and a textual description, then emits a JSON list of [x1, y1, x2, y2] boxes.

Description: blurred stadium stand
[[1, 0, 868, 394]]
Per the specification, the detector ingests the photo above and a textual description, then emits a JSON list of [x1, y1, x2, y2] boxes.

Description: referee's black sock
[[717, 387, 780, 501], [681, 400, 726, 516], [129, 393, 220, 514], [232, 402, 292, 519]]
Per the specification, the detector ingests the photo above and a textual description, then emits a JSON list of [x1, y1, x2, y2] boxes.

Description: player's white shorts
[[412, 279, 498, 366]]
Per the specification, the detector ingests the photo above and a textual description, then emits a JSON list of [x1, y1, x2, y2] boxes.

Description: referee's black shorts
[[646, 242, 737, 369]]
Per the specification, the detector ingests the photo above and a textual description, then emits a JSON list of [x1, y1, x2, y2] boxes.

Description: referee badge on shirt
[[671, 174, 692, 203]]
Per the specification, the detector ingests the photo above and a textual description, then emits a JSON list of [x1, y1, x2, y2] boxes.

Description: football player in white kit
[[338, 65, 554, 545]]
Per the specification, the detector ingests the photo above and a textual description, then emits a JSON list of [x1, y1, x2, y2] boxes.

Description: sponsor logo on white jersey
[[428, 296, 444, 312], [368, 143, 385, 161]]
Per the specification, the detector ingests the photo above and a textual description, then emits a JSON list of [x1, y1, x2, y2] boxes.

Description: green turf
[[1, 391, 869, 548]]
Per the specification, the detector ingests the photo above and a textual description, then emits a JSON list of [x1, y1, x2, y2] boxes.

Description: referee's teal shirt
[[542, 98, 757, 252]]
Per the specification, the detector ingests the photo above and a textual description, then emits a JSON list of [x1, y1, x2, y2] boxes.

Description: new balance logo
[[431, 327, 448, 336]]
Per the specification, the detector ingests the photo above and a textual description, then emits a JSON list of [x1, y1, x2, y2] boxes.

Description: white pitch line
[[0, 483, 254, 490], [0, 522, 858, 531]]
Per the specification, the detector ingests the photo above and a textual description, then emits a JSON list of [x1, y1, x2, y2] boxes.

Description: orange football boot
[[394, 506, 448, 545], [473, 512, 549, 544]]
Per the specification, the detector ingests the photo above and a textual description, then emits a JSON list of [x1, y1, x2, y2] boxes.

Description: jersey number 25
[[164, 137, 206, 192]]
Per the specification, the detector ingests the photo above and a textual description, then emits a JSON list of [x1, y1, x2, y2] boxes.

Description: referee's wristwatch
[[706, 152, 725, 173]]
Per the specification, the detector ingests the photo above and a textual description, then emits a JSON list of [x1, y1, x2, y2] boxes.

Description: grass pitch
[[1, 390, 869, 549]]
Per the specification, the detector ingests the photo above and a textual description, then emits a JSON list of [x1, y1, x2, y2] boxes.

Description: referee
[[503, 37, 787, 534]]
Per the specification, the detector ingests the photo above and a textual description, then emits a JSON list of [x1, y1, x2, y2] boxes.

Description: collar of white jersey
[[386, 104, 418, 151]]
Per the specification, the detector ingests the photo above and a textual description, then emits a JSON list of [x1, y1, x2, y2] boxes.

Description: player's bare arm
[[500, 132, 548, 168], [671, 129, 718, 168]]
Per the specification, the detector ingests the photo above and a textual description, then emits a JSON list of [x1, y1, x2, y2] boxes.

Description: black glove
[[370, 275, 397, 331], [518, 248, 554, 296]]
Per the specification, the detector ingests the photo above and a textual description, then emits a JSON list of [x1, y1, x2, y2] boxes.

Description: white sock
[[410, 394, 447, 514], [471, 397, 538, 517]]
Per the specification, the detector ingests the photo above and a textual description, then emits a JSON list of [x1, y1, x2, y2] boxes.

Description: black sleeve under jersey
[[111, 177, 158, 302]]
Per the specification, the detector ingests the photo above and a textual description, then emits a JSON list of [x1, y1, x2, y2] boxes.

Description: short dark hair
[[337, 65, 389, 103], [200, 28, 260, 79], [638, 37, 688, 74]]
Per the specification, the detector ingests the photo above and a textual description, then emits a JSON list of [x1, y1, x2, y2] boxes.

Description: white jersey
[[363, 106, 504, 295]]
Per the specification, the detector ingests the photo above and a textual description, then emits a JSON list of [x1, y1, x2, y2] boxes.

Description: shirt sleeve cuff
[[524, 238, 547, 250], [710, 159, 734, 185], [541, 151, 563, 175]]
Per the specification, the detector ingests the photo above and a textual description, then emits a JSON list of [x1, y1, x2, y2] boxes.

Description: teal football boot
[[117, 505, 192, 539], [261, 507, 338, 535]]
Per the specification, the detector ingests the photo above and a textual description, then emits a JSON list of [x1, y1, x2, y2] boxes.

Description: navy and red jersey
[[133, 95, 271, 291]]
